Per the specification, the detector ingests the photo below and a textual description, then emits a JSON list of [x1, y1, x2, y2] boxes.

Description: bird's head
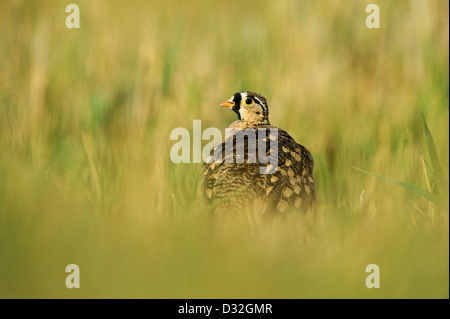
[[220, 91, 270, 126]]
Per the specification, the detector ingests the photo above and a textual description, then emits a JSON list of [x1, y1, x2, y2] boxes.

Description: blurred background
[[0, 0, 448, 298]]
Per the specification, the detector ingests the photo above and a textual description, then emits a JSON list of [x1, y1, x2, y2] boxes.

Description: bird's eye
[[244, 98, 253, 105]]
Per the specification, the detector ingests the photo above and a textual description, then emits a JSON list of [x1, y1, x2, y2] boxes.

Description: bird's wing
[[265, 128, 316, 212], [201, 126, 316, 212]]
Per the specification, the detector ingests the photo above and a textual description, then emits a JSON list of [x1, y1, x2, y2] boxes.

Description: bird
[[201, 91, 316, 223]]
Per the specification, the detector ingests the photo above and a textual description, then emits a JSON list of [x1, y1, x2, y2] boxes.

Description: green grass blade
[[353, 166, 447, 207], [422, 114, 448, 192], [417, 147, 440, 188]]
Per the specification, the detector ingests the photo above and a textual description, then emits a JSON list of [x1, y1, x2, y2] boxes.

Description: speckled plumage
[[201, 92, 316, 219]]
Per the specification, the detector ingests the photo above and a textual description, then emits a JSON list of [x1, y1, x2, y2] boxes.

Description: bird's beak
[[220, 100, 235, 108]]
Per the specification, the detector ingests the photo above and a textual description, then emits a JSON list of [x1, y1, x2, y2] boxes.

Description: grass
[[0, 0, 448, 298], [353, 115, 449, 208]]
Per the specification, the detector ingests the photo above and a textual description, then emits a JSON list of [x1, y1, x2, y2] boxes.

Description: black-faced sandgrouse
[[201, 91, 316, 220]]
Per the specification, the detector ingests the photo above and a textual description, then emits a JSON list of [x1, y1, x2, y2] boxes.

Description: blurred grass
[[0, 0, 448, 298]]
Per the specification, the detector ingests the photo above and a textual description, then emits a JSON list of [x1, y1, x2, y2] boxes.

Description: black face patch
[[232, 93, 242, 120]]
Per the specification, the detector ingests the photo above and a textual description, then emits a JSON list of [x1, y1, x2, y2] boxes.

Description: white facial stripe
[[239, 92, 267, 114], [252, 96, 267, 113]]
